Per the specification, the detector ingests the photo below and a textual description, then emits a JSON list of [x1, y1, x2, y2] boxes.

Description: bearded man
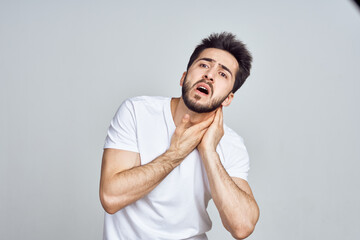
[[100, 32, 259, 240]]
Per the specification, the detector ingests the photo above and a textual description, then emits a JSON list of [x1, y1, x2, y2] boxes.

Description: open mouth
[[196, 86, 209, 95]]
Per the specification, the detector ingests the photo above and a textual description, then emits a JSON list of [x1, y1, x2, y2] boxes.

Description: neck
[[171, 97, 215, 127]]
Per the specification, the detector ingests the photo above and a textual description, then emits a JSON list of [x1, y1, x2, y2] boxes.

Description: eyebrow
[[195, 57, 233, 77]]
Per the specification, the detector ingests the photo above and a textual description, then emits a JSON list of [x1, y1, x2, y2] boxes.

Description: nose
[[204, 68, 215, 82]]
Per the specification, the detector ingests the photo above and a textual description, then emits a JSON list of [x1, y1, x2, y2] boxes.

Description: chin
[[184, 99, 220, 113]]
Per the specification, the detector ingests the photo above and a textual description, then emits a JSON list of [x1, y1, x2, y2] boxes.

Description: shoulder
[[220, 124, 248, 154], [124, 96, 170, 108], [117, 96, 171, 119], [218, 123, 250, 179], [222, 124, 245, 147]]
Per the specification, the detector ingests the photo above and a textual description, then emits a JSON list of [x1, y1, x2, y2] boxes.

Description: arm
[[197, 108, 259, 239], [100, 114, 214, 214]]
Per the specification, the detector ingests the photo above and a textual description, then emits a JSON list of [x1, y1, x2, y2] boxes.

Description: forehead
[[196, 48, 239, 73]]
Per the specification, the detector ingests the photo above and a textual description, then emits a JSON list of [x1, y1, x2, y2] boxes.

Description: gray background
[[1, 0, 359, 239]]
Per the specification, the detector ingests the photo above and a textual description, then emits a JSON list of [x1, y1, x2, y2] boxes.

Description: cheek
[[189, 68, 205, 78], [217, 81, 233, 93], [225, 79, 235, 92]]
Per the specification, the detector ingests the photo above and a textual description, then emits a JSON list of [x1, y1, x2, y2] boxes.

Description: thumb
[[177, 114, 190, 131]]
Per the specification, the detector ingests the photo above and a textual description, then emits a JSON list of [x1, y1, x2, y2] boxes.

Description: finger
[[191, 114, 215, 131], [217, 107, 223, 126], [211, 108, 221, 125], [182, 114, 190, 124], [176, 114, 190, 132], [198, 128, 208, 140]]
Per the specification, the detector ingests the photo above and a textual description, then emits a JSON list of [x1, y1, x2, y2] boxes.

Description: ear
[[180, 72, 187, 87], [221, 92, 234, 107]]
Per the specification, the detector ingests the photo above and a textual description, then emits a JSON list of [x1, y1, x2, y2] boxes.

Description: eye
[[219, 72, 227, 78], [200, 63, 209, 68]]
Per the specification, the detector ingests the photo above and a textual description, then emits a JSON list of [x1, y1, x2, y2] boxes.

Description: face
[[181, 48, 238, 113]]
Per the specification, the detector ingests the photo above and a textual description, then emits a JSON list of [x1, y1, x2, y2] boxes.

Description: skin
[[100, 48, 259, 239]]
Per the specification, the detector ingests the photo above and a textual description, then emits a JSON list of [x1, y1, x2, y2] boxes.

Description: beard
[[181, 76, 230, 113]]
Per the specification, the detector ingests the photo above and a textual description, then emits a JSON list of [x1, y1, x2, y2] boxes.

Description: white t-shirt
[[103, 96, 250, 240]]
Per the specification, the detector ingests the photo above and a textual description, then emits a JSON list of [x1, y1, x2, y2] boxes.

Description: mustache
[[191, 79, 214, 95]]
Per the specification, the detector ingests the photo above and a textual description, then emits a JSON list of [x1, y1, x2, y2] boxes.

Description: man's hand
[[168, 113, 214, 163], [196, 106, 259, 239], [197, 107, 224, 153]]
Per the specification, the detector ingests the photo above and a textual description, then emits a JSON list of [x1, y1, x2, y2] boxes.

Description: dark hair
[[186, 32, 252, 93]]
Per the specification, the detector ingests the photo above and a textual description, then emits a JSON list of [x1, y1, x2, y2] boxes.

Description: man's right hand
[[167, 114, 215, 164]]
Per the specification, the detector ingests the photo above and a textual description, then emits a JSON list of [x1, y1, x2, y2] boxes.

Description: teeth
[[197, 86, 208, 94]]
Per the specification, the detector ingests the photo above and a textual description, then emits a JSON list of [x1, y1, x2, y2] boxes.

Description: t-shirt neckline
[[165, 97, 176, 130]]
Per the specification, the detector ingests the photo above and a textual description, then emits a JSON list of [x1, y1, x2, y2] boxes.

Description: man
[[100, 32, 259, 240]]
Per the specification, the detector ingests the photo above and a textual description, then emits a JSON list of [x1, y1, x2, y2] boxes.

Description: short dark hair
[[186, 32, 252, 93]]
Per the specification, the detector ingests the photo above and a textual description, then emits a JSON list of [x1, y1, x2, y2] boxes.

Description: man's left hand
[[197, 107, 224, 153]]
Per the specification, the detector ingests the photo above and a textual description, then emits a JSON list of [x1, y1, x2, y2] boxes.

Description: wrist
[[198, 144, 216, 155], [163, 149, 185, 167], [198, 147, 218, 159]]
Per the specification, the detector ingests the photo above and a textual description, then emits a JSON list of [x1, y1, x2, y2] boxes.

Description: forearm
[[200, 150, 259, 239], [101, 150, 182, 214]]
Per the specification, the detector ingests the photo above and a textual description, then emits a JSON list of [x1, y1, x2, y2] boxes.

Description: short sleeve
[[225, 143, 250, 181], [220, 127, 250, 181], [103, 99, 139, 153]]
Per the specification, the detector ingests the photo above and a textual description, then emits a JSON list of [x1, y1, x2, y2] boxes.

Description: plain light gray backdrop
[[1, 0, 359, 239]]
